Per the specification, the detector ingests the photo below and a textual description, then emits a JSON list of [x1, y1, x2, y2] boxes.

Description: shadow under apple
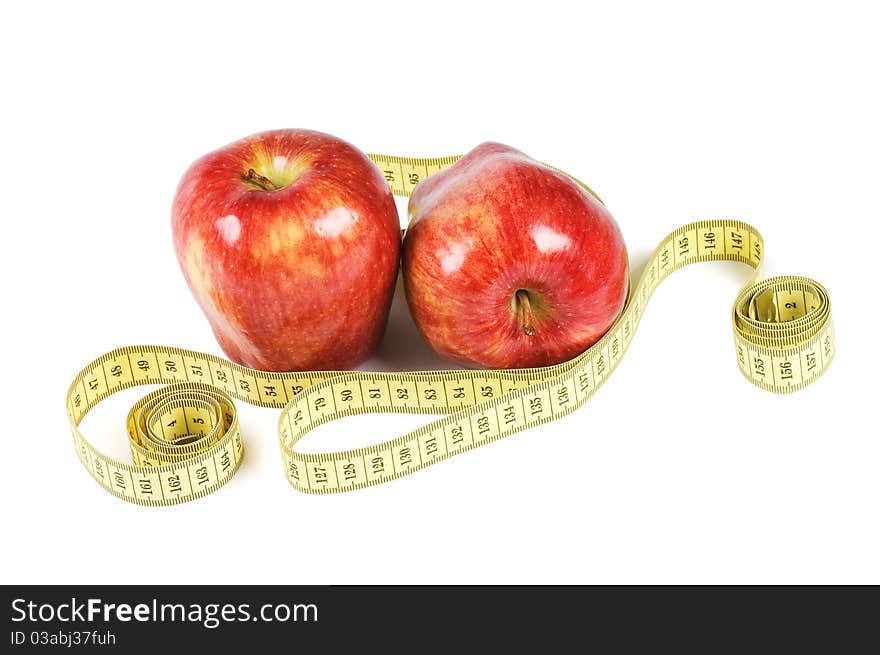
[[360, 274, 451, 372]]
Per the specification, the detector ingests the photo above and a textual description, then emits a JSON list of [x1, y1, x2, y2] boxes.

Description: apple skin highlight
[[402, 142, 629, 369], [172, 129, 401, 372]]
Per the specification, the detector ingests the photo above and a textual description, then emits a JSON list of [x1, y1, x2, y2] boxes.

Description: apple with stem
[[402, 142, 628, 369], [172, 129, 400, 371]]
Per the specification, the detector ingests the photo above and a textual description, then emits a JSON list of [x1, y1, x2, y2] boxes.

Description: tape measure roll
[[66, 153, 834, 505]]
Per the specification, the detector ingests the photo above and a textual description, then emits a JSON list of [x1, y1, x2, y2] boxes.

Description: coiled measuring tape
[[66, 153, 834, 505]]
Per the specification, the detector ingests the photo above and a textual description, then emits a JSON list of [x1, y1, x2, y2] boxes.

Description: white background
[[1, 1, 877, 584]]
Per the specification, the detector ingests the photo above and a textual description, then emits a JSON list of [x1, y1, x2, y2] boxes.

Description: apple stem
[[516, 290, 536, 336], [243, 168, 281, 191]]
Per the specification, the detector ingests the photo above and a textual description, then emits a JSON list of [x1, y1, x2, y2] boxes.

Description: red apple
[[172, 129, 400, 371], [402, 142, 628, 369]]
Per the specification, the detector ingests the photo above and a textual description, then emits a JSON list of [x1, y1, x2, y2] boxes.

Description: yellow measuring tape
[[66, 153, 834, 505]]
